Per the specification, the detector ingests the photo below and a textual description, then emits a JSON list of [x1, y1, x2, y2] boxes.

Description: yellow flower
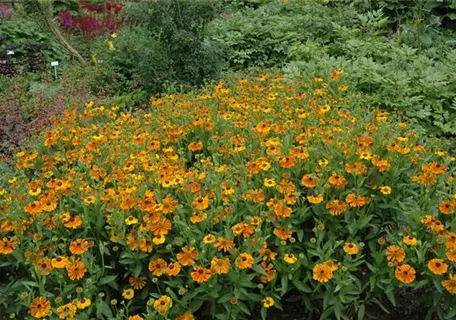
[[28, 187, 41, 196], [203, 234, 216, 244], [153, 235, 166, 245], [283, 253, 297, 264], [379, 186, 391, 195], [154, 295, 172, 314], [76, 298, 91, 310], [105, 39, 115, 51], [318, 158, 329, 166], [125, 216, 138, 225], [307, 194, 323, 204], [403, 235, 417, 246], [264, 178, 276, 187], [122, 288, 134, 300], [343, 242, 359, 255], [262, 296, 275, 308]]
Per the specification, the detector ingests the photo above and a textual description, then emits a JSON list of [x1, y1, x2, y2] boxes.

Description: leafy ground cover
[[1, 72, 455, 319]]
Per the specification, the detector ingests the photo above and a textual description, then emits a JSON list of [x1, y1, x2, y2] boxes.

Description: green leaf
[[334, 302, 341, 320], [98, 275, 117, 286], [281, 275, 288, 296], [357, 305, 365, 320], [238, 301, 251, 315], [133, 264, 143, 277], [385, 289, 396, 307], [252, 264, 267, 275], [291, 279, 312, 293], [261, 307, 267, 320], [101, 300, 113, 318]]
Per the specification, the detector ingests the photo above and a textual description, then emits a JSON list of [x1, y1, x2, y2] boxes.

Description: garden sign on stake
[[51, 61, 59, 79]]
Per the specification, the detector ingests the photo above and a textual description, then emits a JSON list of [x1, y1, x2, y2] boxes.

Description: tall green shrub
[[105, 0, 225, 96]]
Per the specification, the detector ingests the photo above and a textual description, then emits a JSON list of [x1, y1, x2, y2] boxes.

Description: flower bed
[[0, 72, 455, 319]]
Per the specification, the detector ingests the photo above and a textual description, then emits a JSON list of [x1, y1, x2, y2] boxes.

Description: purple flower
[[58, 10, 73, 32], [0, 5, 14, 18]]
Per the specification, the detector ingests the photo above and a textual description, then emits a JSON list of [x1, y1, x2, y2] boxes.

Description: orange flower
[[343, 242, 359, 255], [63, 215, 83, 229], [385, 245, 405, 263], [150, 218, 172, 236], [0, 237, 15, 254], [66, 258, 87, 281], [328, 173, 347, 188], [166, 262, 181, 276], [128, 316, 144, 320], [439, 200, 453, 215], [69, 238, 94, 255], [301, 174, 318, 188], [56, 302, 77, 319], [214, 237, 235, 252], [446, 232, 456, 248], [51, 256, 68, 269], [442, 274, 456, 294], [148, 258, 168, 276], [279, 156, 296, 168], [30, 297, 51, 318], [188, 141, 203, 152], [38, 259, 53, 276], [235, 253, 254, 269], [273, 227, 292, 240], [24, 201, 42, 215], [307, 194, 323, 204], [129, 275, 147, 289], [313, 263, 333, 283], [190, 211, 207, 224], [427, 259, 448, 275], [176, 246, 198, 266], [345, 162, 367, 175], [345, 193, 370, 208], [211, 257, 230, 274], [447, 249, 456, 262], [191, 266, 212, 283], [395, 264, 415, 283], [192, 196, 210, 210], [177, 312, 195, 320], [326, 200, 348, 216], [40, 199, 57, 212]]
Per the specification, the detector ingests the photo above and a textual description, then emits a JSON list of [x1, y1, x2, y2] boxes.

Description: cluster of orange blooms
[[0, 71, 455, 319]]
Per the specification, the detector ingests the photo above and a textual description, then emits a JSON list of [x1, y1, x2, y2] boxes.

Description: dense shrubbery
[[0, 19, 67, 66], [1, 73, 456, 320], [92, 0, 225, 96], [351, 0, 456, 28], [209, 0, 456, 138]]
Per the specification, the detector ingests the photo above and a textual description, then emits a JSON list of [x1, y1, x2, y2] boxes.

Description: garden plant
[[1, 71, 456, 319]]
